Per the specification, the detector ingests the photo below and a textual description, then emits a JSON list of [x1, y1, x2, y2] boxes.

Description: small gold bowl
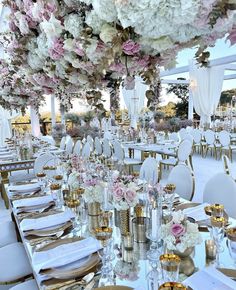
[[160, 254, 181, 263], [54, 175, 63, 181], [226, 227, 236, 241], [159, 282, 187, 290], [50, 183, 61, 190], [36, 172, 46, 178], [165, 184, 176, 194]]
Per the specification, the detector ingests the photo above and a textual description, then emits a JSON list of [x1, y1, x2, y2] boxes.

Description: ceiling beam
[[224, 73, 236, 80], [160, 54, 236, 77], [225, 64, 236, 71]]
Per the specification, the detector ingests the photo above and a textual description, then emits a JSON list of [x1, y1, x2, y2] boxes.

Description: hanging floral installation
[[0, 0, 235, 111]]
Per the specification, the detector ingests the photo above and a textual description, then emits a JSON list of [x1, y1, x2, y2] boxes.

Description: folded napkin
[[0, 151, 11, 156], [184, 266, 236, 289], [32, 237, 101, 273], [0, 154, 15, 160], [9, 182, 40, 193], [20, 210, 75, 231], [183, 203, 209, 222], [13, 195, 53, 209]]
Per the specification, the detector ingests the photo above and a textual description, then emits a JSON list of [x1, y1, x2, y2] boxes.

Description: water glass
[[160, 254, 181, 282], [226, 227, 236, 267]]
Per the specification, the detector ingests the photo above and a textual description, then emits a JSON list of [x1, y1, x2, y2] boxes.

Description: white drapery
[[30, 106, 41, 137], [121, 76, 148, 129], [189, 61, 225, 126], [0, 106, 18, 146]]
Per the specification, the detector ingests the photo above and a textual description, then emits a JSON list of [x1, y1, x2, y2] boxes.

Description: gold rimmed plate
[[40, 238, 100, 280]]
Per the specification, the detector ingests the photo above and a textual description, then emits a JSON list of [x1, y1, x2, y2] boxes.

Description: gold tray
[[40, 238, 100, 280]]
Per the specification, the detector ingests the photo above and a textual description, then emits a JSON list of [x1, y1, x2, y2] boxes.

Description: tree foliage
[[220, 89, 236, 106]]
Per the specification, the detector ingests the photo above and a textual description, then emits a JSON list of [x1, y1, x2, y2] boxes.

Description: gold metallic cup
[[211, 216, 226, 228], [50, 183, 61, 190], [54, 175, 63, 181], [205, 239, 217, 260], [226, 227, 236, 242], [160, 254, 181, 282], [158, 282, 187, 290], [36, 172, 46, 178], [164, 184, 176, 194], [212, 204, 224, 217], [123, 232, 134, 251]]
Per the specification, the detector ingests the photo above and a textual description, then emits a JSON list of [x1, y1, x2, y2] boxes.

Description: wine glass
[[50, 183, 62, 208], [36, 172, 46, 192], [66, 197, 81, 236], [160, 254, 181, 283], [163, 184, 176, 221], [226, 227, 236, 267]]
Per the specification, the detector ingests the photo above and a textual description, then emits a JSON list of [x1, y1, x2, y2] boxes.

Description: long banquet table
[[5, 180, 236, 290]]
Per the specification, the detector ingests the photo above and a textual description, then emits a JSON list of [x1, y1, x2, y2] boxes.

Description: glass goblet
[[160, 254, 181, 283], [66, 197, 81, 236], [226, 227, 236, 267], [50, 183, 62, 208], [163, 184, 176, 221], [36, 172, 46, 191]]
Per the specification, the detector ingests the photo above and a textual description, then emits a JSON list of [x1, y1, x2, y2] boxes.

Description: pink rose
[[171, 223, 186, 237], [49, 38, 65, 60], [227, 26, 236, 46], [113, 186, 124, 201], [122, 40, 140, 56], [124, 189, 136, 203]]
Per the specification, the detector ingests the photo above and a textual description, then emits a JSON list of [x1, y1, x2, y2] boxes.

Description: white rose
[[85, 10, 106, 34], [63, 38, 75, 51], [15, 12, 30, 35], [85, 38, 98, 62], [36, 33, 49, 58], [64, 14, 83, 39], [40, 14, 63, 41], [92, 0, 117, 22], [31, 1, 44, 22], [140, 36, 174, 53], [27, 52, 44, 70], [99, 23, 117, 43]]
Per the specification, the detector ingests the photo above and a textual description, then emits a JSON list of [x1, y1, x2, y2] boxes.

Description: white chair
[[9, 279, 38, 290], [178, 128, 188, 140], [81, 142, 91, 159], [159, 140, 193, 180], [34, 153, 59, 175], [9, 170, 35, 184], [102, 139, 113, 159], [167, 164, 195, 201], [0, 221, 18, 248], [222, 154, 236, 180], [65, 136, 74, 155], [202, 130, 218, 158], [203, 172, 236, 218], [73, 140, 82, 155], [169, 132, 179, 143], [218, 130, 236, 161], [139, 157, 158, 184], [40, 135, 55, 146], [191, 129, 202, 154], [90, 117, 100, 129], [0, 242, 32, 284], [104, 131, 113, 140], [87, 135, 94, 151], [59, 136, 66, 150], [94, 137, 103, 156]]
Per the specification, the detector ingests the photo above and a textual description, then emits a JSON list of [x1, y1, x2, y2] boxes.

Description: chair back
[[169, 132, 179, 143], [34, 153, 59, 175], [181, 133, 193, 145], [113, 140, 125, 161], [218, 130, 230, 147], [81, 141, 91, 159], [222, 154, 232, 176], [40, 135, 55, 146], [203, 172, 236, 218], [59, 136, 66, 150], [73, 140, 82, 155], [204, 130, 215, 145], [65, 136, 74, 155], [104, 131, 113, 140], [191, 129, 202, 144], [87, 135, 94, 151], [167, 164, 194, 201], [94, 137, 103, 155], [177, 140, 192, 163], [178, 128, 187, 140], [103, 139, 113, 159], [139, 157, 158, 184]]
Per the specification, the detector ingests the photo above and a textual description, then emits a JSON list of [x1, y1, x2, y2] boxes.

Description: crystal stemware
[[50, 183, 62, 208], [163, 184, 176, 221], [66, 197, 81, 236], [160, 254, 181, 283], [226, 227, 236, 267], [36, 172, 46, 191]]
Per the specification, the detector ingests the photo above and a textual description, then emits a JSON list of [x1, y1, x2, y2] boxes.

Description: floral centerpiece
[[83, 177, 104, 204], [160, 211, 202, 254], [114, 260, 139, 281]]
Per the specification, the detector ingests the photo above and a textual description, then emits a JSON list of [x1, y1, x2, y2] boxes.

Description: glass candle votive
[[160, 254, 181, 283], [205, 239, 217, 260]]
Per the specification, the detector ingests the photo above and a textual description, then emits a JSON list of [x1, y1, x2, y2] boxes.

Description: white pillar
[[51, 95, 56, 129], [60, 104, 66, 134], [188, 90, 194, 120], [30, 106, 41, 137]]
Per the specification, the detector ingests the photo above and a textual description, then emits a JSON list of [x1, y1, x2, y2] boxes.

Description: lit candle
[[151, 201, 158, 239]]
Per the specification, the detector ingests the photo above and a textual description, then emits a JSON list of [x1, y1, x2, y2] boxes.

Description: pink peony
[[113, 186, 124, 201], [49, 38, 65, 60], [122, 40, 140, 56], [227, 26, 236, 46], [171, 223, 186, 237], [124, 189, 136, 203]]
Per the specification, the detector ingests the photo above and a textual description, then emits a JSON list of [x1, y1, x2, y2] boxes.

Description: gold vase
[[87, 202, 101, 216], [174, 246, 194, 258], [119, 209, 130, 236], [88, 215, 100, 233]]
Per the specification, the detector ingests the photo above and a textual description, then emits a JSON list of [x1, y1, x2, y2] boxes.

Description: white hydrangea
[[139, 36, 174, 53], [92, 0, 118, 22], [63, 38, 75, 52], [85, 10, 106, 34], [83, 184, 104, 204], [64, 14, 83, 39], [40, 14, 63, 41], [36, 33, 49, 58], [68, 171, 80, 190], [100, 23, 117, 43], [85, 38, 98, 63], [27, 52, 44, 70]]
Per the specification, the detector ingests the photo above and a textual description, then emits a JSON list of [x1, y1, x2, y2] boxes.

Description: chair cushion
[[160, 158, 177, 166], [124, 158, 142, 165], [9, 169, 35, 183], [0, 221, 17, 247], [0, 242, 32, 282], [10, 279, 38, 290]]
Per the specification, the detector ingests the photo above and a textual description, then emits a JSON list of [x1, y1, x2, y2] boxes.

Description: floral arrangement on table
[[1, 0, 236, 112], [112, 175, 139, 210], [83, 177, 105, 204], [160, 211, 202, 253]]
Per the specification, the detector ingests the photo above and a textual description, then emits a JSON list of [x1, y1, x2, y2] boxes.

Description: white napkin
[[13, 195, 53, 209], [0, 151, 11, 156], [20, 210, 75, 231], [184, 266, 236, 289], [9, 183, 40, 193], [32, 237, 101, 273], [183, 203, 209, 222], [0, 154, 15, 160]]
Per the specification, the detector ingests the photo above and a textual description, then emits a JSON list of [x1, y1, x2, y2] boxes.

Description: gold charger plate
[[24, 221, 73, 237], [40, 237, 101, 280]]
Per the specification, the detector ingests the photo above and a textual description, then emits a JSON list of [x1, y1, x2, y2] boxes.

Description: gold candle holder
[[132, 217, 149, 243], [50, 183, 61, 191], [54, 175, 63, 181], [36, 172, 46, 178], [205, 239, 217, 260], [164, 184, 176, 194], [204, 205, 213, 216], [94, 226, 113, 246], [123, 232, 134, 251], [210, 216, 226, 228], [226, 227, 236, 242], [158, 282, 187, 290], [212, 204, 224, 217]]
